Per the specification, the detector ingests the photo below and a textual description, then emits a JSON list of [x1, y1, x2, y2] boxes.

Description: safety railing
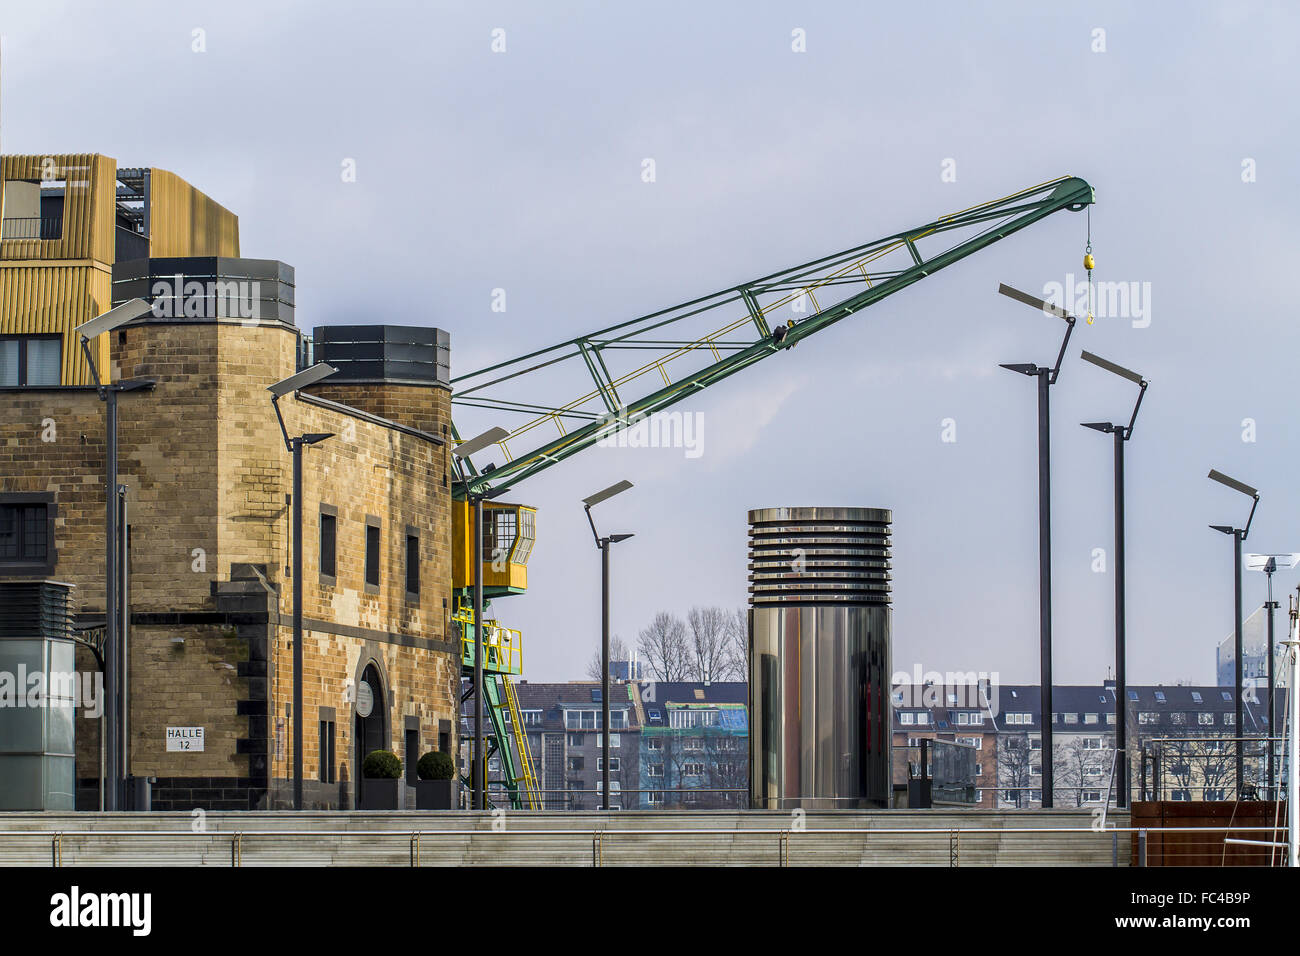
[[1139, 736, 1290, 802], [0, 216, 63, 240], [12, 823, 1291, 868], [454, 613, 523, 675]]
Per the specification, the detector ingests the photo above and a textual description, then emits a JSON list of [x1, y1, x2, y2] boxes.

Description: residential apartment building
[[891, 679, 1282, 809], [636, 681, 748, 809], [992, 682, 1276, 808], [499, 681, 641, 809], [891, 681, 999, 808]]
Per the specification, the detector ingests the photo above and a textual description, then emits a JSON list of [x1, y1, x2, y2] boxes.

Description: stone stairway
[[0, 809, 1128, 866]]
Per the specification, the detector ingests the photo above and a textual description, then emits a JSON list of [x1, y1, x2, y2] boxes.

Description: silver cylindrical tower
[[748, 507, 892, 810]]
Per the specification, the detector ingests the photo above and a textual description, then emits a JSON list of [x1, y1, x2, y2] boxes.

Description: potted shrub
[[415, 751, 460, 810], [359, 749, 403, 810]]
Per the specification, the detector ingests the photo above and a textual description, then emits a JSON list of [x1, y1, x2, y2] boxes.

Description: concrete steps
[[0, 809, 1128, 866]]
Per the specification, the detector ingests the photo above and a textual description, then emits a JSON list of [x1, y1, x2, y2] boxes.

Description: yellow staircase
[[502, 675, 541, 809]]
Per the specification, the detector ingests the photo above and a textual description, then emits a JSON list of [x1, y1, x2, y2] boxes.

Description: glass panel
[[0, 340, 19, 386], [0, 506, 17, 559], [44, 755, 76, 809], [46, 701, 75, 754], [21, 505, 47, 560], [26, 338, 61, 385], [0, 755, 44, 810]]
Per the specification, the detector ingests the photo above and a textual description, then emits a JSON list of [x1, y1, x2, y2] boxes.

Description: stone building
[[1, 153, 460, 810]]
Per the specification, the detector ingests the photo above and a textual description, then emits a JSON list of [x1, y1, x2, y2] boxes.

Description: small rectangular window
[[365, 520, 380, 588], [405, 729, 419, 785], [319, 720, 336, 784], [319, 511, 337, 579], [405, 532, 420, 597], [0, 500, 53, 567]]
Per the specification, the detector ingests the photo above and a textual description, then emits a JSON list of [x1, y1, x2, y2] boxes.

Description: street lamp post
[[1245, 553, 1299, 799], [450, 426, 510, 811], [269, 362, 338, 810], [998, 283, 1076, 808], [74, 298, 155, 811], [582, 480, 634, 811], [1207, 468, 1259, 796], [1079, 349, 1148, 810]]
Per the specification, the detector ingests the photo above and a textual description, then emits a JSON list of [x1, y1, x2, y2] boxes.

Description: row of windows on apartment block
[[999, 790, 1112, 803], [899, 710, 1237, 727], [316, 509, 421, 597], [520, 709, 732, 730], [523, 729, 744, 753]]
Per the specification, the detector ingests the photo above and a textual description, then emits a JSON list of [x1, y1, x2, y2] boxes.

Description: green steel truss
[[452, 176, 1093, 498]]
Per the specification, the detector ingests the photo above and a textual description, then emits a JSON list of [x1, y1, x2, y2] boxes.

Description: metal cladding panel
[[145, 167, 239, 258], [1, 153, 117, 263], [750, 604, 891, 810], [108, 257, 296, 327], [748, 506, 893, 809], [314, 325, 451, 386], [0, 262, 111, 385]]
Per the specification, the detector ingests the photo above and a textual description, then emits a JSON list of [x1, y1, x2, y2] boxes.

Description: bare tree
[[997, 734, 1035, 808], [687, 606, 730, 682], [1056, 738, 1100, 807], [637, 612, 690, 682], [584, 635, 630, 681], [721, 606, 748, 681]]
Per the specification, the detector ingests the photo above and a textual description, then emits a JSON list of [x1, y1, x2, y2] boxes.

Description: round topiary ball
[[362, 749, 402, 779], [417, 751, 456, 781]]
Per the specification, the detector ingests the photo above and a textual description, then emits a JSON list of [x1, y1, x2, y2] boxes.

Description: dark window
[[405, 729, 419, 785], [0, 336, 61, 387], [319, 720, 336, 784], [0, 503, 51, 564], [319, 512, 337, 579], [365, 522, 380, 588], [405, 533, 419, 597]]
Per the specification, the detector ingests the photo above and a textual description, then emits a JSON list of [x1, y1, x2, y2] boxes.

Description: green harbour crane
[[450, 175, 1094, 809]]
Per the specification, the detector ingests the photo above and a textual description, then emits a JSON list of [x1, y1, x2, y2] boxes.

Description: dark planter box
[[416, 779, 459, 810], [359, 777, 403, 810]]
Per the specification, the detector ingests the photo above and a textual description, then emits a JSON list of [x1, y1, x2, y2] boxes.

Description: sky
[[3, 1, 1297, 685]]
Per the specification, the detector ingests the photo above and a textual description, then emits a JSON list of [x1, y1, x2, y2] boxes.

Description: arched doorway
[[354, 661, 387, 807]]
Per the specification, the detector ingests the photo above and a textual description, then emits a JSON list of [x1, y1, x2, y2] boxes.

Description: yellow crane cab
[[451, 499, 537, 597]]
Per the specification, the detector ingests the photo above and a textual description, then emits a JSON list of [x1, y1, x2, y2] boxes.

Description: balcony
[[1, 217, 63, 240]]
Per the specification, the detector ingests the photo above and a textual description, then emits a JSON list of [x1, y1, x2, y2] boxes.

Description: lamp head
[[1080, 349, 1145, 386], [997, 283, 1072, 322], [583, 479, 634, 509], [74, 298, 153, 341], [268, 362, 337, 398], [452, 426, 510, 460], [999, 362, 1039, 376]]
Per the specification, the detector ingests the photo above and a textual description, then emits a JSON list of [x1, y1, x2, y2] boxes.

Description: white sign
[[356, 681, 374, 718], [166, 726, 205, 752]]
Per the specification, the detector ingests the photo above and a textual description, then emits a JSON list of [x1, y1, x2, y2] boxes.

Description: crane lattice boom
[[453, 175, 1094, 497]]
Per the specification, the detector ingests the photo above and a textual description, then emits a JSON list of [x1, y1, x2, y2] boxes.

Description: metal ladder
[[501, 675, 541, 809]]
